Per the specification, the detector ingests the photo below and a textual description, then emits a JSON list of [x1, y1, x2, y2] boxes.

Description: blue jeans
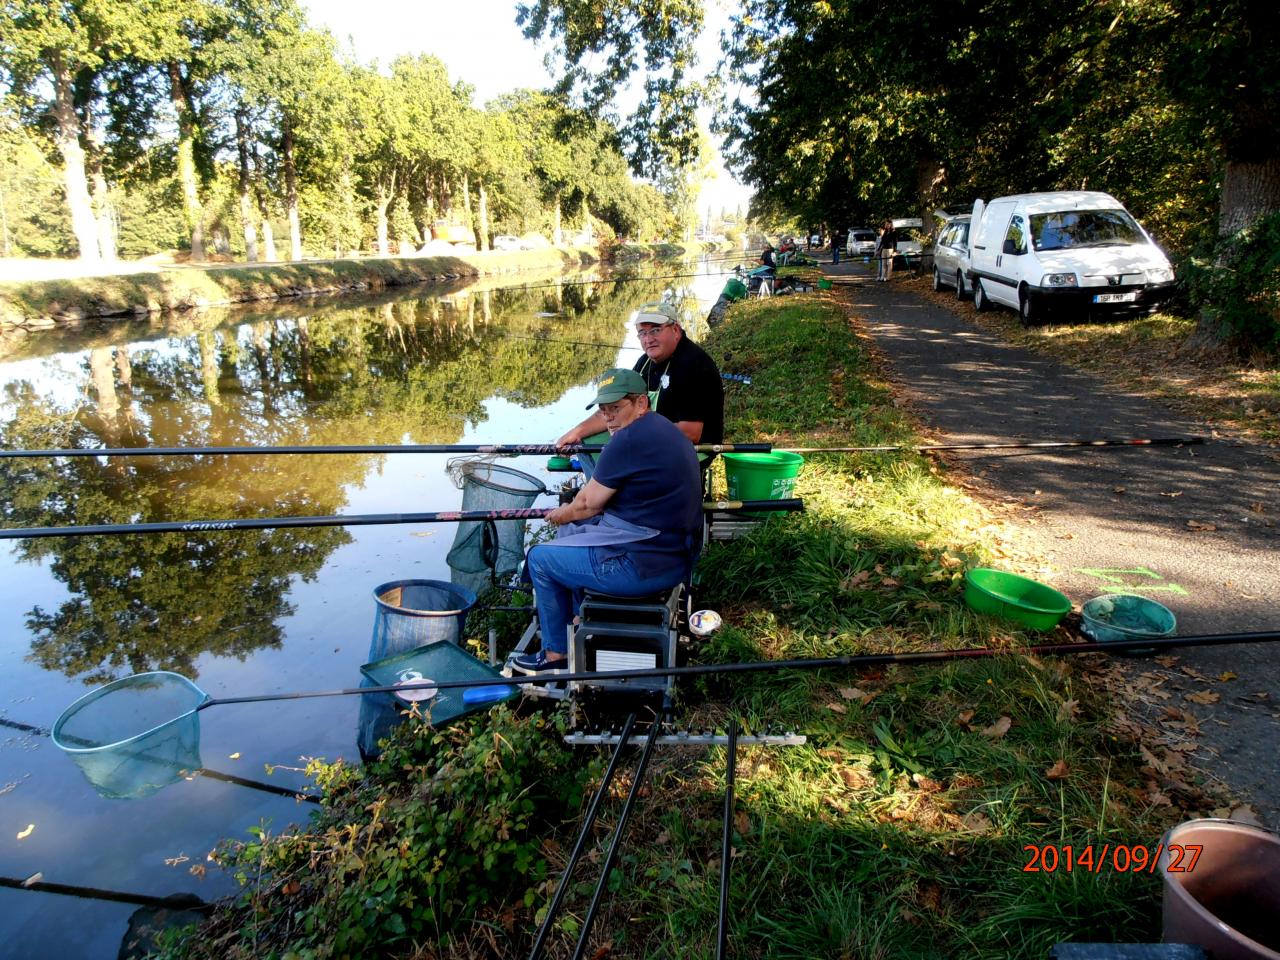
[[526, 544, 688, 655]]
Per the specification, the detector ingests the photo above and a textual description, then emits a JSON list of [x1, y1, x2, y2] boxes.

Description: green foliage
[[1184, 210, 1280, 353], [158, 706, 594, 959]]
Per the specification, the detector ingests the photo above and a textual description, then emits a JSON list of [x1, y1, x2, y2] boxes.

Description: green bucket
[[723, 451, 804, 516], [817, 279, 833, 290], [963, 568, 1072, 631]]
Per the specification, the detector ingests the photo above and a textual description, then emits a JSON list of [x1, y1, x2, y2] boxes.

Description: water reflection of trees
[[0, 275, 671, 683]]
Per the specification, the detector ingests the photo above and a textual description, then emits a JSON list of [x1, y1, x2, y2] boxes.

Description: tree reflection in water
[[0, 271, 675, 684]]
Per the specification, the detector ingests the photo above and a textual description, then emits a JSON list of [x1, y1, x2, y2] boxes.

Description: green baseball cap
[[586, 368, 648, 408]]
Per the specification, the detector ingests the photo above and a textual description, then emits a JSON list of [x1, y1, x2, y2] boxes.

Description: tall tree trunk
[[198, 330, 220, 404], [477, 182, 489, 251], [235, 110, 259, 263], [168, 62, 204, 261], [375, 173, 395, 257], [90, 164, 116, 261], [553, 192, 562, 246], [281, 114, 302, 260], [916, 155, 946, 238], [49, 51, 99, 261], [462, 172, 473, 225], [1218, 157, 1280, 236]]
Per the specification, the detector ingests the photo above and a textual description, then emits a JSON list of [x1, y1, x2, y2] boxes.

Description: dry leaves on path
[[981, 716, 1012, 739]]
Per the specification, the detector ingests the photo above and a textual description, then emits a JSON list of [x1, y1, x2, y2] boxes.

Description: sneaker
[[512, 650, 566, 672]]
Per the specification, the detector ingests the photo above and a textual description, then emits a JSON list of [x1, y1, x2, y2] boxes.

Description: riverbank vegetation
[[156, 295, 1222, 958], [0, 1, 730, 269]]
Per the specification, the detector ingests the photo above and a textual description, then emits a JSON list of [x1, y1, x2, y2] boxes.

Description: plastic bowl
[[964, 568, 1072, 631], [1081, 594, 1176, 653]]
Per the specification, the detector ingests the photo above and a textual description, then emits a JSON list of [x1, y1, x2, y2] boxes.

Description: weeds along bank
[[158, 298, 1206, 959], [0, 242, 716, 330]]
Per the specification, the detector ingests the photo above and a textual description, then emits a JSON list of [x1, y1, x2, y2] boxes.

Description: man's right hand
[[555, 428, 583, 449]]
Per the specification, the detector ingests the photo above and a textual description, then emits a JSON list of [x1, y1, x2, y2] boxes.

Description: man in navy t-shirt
[[515, 368, 702, 672]]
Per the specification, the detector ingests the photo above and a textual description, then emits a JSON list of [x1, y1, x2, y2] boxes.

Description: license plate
[[1093, 292, 1137, 303]]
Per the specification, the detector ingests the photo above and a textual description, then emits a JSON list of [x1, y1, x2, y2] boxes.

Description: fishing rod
[[0, 436, 1202, 461], [0, 441, 773, 460], [779, 437, 1206, 454], [78, 628, 1279, 712], [0, 875, 209, 912], [0, 498, 803, 540]]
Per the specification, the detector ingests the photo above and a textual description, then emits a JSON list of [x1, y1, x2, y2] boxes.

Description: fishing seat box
[[569, 585, 684, 709]]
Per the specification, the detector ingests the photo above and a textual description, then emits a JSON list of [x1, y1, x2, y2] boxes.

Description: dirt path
[[822, 257, 1280, 827]]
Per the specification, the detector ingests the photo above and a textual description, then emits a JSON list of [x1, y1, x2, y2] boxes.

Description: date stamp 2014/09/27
[[1023, 844, 1201, 874]]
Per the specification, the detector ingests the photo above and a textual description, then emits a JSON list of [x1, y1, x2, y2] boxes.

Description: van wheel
[[932, 268, 944, 292], [956, 272, 968, 300], [1019, 290, 1038, 327], [973, 279, 989, 312]]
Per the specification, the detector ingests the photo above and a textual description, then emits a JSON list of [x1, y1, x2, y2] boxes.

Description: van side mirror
[[1002, 238, 1022, 255]]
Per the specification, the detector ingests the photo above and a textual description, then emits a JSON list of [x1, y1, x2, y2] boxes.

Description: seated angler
[[516, 368, 703, 671]]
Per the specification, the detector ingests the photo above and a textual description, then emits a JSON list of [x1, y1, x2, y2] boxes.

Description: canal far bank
[[0, 241, 728, 330]]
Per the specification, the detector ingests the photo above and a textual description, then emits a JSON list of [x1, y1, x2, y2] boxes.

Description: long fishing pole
[[0, 441, 773, 460], [780, 437, 1206, 454], [189, 629, 1280, 706], [0, 498, 803, 540], [0, 437, 1202, 460], [0, 875, 209, 912]]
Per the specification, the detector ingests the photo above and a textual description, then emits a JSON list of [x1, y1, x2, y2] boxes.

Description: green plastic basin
[[964, 568, 1072, 631]]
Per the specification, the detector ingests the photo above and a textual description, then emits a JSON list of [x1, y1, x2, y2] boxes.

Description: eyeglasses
[[598, 398, 634, 416], [636, 325, 670, 340]]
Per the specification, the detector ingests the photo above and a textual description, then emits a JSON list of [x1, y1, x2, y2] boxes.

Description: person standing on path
[[876, 220, 897, 281]]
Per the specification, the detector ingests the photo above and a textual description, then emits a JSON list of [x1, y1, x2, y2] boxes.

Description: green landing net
[[52, 672, 209, 800]]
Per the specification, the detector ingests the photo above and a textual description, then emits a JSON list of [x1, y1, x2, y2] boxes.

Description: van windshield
[[1030, 209, 1145, 251]]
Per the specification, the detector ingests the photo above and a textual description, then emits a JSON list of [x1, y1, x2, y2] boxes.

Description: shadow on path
[[825, 260, 1280, 827]]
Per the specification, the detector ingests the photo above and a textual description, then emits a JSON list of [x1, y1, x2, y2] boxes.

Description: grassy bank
[[159, 296, 1214, 959], [0, 242, 716, 329]]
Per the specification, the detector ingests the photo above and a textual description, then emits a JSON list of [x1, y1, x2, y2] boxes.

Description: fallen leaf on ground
[[825, 702, 848, 714], [1160, 491, 1183, 498], [961, 811, 993, 834], [1147, 790, 1173, 807], [1186, 690, 1221, 704], [1229, 804, 1263, 826], [16, 824, 34, 840], [1155, 655, 1180, 667], [981, 716, 1012, 739], [840, 570, 871, 590], [838, 686, 867, 701], [912, 774, 943, 793], [1045, 760, 1070, 780], [1186, 520, 1216, 531], [1057, 699, 1080, 723], [1218, 671, 1238, 682], [1139, 744, 1168, 775], [1112, 487, 1126, 495]]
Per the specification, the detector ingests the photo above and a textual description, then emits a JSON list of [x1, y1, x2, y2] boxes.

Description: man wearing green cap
[[515, 367, 703, 671], [556, 300, 724, 454]]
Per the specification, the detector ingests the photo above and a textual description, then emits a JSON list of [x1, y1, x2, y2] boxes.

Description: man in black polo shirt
[[557, 301, 724, 449]]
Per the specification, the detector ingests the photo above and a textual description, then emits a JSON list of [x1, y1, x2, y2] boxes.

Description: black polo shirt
[[632, 334, 724, 444]]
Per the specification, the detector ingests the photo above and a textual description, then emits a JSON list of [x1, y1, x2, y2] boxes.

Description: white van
[[967, 191, 1175, 325]]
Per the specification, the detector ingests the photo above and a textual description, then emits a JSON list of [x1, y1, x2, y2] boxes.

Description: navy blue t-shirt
[[592, 412, 702, 569]]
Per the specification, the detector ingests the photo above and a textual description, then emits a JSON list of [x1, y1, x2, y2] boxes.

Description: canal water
[[0, 257, 740, 958]]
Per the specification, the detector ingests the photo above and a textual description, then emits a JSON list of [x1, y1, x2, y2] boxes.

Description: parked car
[[967, 191, 1176, 326], [492, 235, 521, 251], [846, 228, 877, 257], [932, 215, 971, 298], [891, 218, 925, 263]]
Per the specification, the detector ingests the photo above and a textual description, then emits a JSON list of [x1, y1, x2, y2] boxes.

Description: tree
[[515, 0, 707, 177]]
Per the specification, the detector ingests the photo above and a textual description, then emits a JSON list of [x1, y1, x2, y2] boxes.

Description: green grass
[[159, 295, 1201, 959]]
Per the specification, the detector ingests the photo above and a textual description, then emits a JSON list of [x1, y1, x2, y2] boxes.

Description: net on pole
[[445, 460, 546, 595], [52, 672, 209, 799]]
